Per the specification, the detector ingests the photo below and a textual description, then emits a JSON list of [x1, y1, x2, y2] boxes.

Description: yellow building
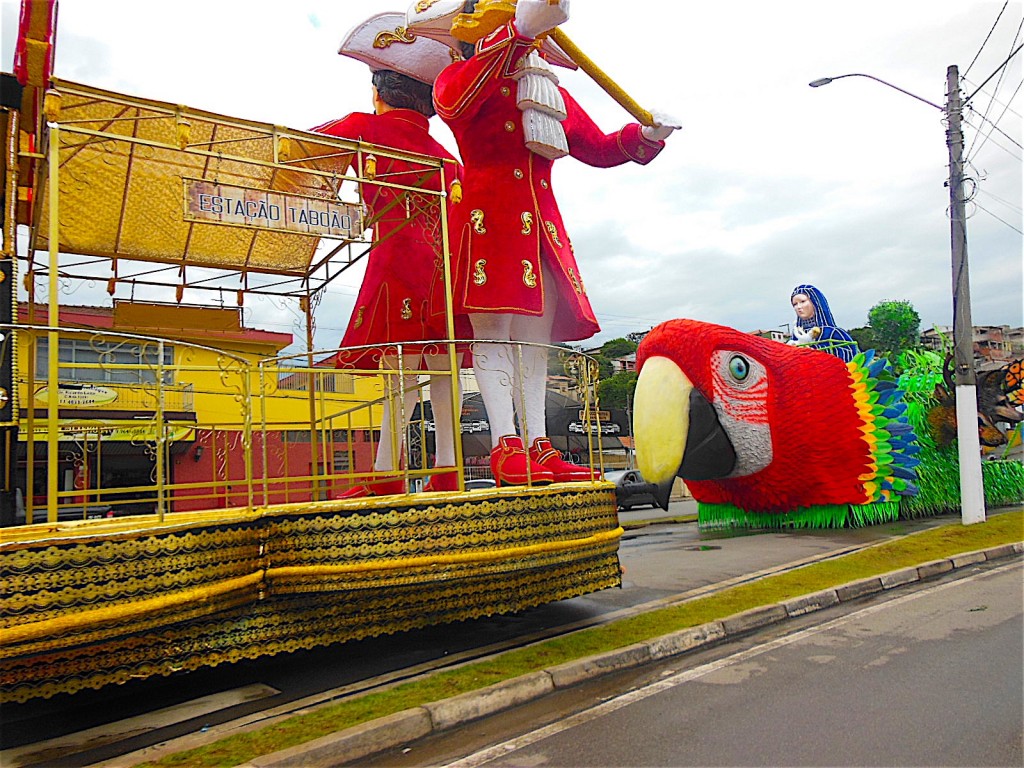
[[17, 301, 385, 519]]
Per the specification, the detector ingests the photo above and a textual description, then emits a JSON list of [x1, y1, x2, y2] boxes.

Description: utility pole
[[945, 64, 986, 525]]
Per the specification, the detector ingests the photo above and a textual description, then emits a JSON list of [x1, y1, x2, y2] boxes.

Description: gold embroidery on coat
[[544, 221, 562, 247], [473, 259, 488, 286], [401, 298, 413, 320], [354, 306, 365, 328], [414, 0, 440, 12], [374, 27, 416, 48], [522, 260, 538, 288], [470, 209, 487, 234], [568, 268, 583, 295], [521, 212, 533, 235]]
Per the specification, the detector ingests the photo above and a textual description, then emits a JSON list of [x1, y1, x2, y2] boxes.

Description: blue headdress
[[791, 284, 837, 331], [790, 284, 859, 363]]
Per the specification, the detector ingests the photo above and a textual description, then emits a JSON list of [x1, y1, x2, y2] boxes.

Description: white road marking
[[442, 560, 1020, 768]]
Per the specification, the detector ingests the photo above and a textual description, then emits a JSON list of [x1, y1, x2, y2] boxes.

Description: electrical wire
[[970, 199, 1024, 234], [962, 0, 1009, 80], [964, 41, 1024, 107], [964, 83, 1024, 162], [964, 22, 1022, 159]]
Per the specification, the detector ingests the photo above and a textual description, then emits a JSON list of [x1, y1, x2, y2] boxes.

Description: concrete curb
[[236, 542, 1024, 768]]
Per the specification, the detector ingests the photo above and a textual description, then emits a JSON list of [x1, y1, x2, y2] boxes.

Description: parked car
[[463, 477, 497, 490], [603, 469, 659, 511]]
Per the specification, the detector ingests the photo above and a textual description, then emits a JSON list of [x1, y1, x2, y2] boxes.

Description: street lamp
[[810, 68, 986, 525]]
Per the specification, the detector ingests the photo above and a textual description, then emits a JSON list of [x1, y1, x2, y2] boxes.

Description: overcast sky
[[2, 0, 1021, 351]]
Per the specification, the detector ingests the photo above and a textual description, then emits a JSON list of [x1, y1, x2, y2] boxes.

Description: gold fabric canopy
[[32, 80, 448, 278]]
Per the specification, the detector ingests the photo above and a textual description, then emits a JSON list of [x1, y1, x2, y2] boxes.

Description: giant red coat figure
[[432, 22, 666, 342], [312, 110, 462, 367]]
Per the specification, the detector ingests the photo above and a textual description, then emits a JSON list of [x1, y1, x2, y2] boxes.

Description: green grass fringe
[[698, 500, 901, 531]]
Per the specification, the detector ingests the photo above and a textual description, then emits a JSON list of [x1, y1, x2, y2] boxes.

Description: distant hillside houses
[[921, 325, 1023, 369]]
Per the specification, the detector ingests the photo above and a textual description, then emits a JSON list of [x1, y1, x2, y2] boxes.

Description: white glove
[[789, 326, 819, 346], [514, 0, 570, 39], [641, 109, 682, 142]]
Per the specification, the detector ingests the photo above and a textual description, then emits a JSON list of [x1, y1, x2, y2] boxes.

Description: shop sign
[[22, 421, 195, 442], [184, 179, 364, 239], [35, 385, 119, 407]]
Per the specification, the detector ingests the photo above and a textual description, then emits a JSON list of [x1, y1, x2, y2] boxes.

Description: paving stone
[[547, 643, 652, 688], [835, 577, 884, 602], [951, 551, 987, 568], [984, 543, 1019, 561], [720, 604, 787, 635], [423, 671, 554, 732], [783, 589, 839, 617], [917, 559, 954, 579], [880, 568, 919, 589], [646, 622, 726, 660]]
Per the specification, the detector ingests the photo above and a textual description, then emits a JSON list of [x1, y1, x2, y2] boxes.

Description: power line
[[964, 20, 1023, 160], [975, 187, 1023, 216], [970, 199, 1024, 235], [964, 81, 1024, 163], [964, 41, 1024, 107], [962, 0, 1009, 79], [961, 78, 1022, 118]]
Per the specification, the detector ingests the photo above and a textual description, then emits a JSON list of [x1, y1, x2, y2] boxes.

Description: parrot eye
[[727, 355, 750, 382]]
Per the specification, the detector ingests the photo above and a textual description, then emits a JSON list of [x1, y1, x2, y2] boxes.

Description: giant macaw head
[[633, 319, 876, 513]]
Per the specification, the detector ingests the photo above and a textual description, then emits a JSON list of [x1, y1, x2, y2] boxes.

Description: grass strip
[[143, 509, 1023, 768]]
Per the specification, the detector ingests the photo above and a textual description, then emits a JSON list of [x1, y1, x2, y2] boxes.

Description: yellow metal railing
[[9, 324, 613, 525]]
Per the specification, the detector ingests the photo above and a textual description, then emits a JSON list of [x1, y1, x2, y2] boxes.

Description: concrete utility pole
[[810, 66, 989, 526], [945, 64, 986, 525]]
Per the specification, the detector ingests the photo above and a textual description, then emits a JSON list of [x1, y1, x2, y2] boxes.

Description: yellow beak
[[634, 356, 692, 487]]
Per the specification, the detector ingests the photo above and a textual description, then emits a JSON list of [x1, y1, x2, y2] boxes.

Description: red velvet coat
[[433, 22, 665, 342], [312, 109, 463, 367]]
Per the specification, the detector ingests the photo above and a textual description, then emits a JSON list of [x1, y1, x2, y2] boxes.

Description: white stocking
[[423, 352, 459, 467], [374, 355, 419, 473], [511, 265, 558, 445], [469, 313, 517, 448]]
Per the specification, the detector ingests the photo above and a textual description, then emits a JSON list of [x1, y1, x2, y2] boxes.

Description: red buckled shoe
[[424, 468, 459, 493], [529, 437, 595, 482], [334, 477, 406, 499], [490, 435, 553, 487]]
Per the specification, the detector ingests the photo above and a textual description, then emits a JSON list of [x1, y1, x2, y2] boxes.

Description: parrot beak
[[634, 356, 737, 491], [652, 480, 673, 511]]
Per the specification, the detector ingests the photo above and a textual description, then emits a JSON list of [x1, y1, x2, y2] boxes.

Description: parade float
[[0, 1, 624, 703]]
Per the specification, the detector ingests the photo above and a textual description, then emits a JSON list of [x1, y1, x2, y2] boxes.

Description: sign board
[[35, 385, 119, 407], [184, 179, 364, 239], [22, 421, 195, 442]]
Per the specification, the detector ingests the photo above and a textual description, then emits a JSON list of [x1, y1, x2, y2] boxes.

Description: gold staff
[[451, 0, 656, 126]]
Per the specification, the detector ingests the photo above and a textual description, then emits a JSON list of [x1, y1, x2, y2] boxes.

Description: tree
[[867, 300, 921, 362], [598, 371, 637, 409], [848, 325, 876, 352], [600, 337, 637, 359]]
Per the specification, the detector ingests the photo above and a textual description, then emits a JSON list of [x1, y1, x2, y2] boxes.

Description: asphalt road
[[364, 559, 1024, 768]]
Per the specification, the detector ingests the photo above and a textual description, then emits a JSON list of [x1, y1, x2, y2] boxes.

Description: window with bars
[[35, 337, 174, 384]]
